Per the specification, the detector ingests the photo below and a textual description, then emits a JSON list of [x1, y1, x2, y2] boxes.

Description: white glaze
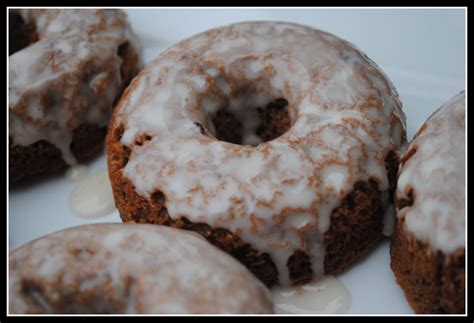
[[271, 275, 351, 314], [397, 91, 465, 254], [69, 170, 116, 219], [65, 164, 89, 181], [114, 22, 406, 285], [9, 223, 274, 314], [9, 9, 141, 165]]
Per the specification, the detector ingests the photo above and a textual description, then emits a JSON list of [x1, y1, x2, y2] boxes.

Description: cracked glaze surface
[[9, 223, 273, 314], [112, 21, 406, 285], [9, 9, 140, 164], [397, 91, 465, 254]]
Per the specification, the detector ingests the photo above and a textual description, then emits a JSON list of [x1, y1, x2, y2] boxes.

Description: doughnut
[[107, 21, 406, 286], [9, 223, 274, 314], [9, 9, 140, 182], [390, 91, 465, 313]]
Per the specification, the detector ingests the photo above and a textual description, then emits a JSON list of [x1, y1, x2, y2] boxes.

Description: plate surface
[[8, 8, 466, 314]]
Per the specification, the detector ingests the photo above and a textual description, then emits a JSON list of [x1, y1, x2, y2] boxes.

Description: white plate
[[8, 8, 466, 314]]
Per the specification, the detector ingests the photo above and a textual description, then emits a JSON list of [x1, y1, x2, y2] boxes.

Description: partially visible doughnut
[[391, 91, 465, 313], [9, 9, 141, 182], [9, 223, 274, 314]]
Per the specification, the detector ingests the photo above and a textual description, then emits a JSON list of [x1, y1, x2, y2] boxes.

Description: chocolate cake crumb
[[390, 222, 465, 313]]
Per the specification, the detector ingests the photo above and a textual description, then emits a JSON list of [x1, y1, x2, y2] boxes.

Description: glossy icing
[[9, 223, 274, 314], [113, 21, 406, 285], [9, 9, 140, 164], [397, 91, 465, 254]]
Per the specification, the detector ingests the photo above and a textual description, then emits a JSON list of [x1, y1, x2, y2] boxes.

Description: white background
[[9, 8, 466, 314]]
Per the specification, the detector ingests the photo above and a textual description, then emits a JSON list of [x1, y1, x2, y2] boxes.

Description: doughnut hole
[[194, 58, 300, 147], [205, 96, 292, 146], [210, 97, 292, 146], [9, 11, 38, 55]]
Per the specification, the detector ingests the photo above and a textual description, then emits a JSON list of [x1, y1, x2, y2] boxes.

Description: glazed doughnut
[[391, 91, 465, 313], [107, 21, 406, 286], [9, 9, 140, 182], [9, 223, 274, 314]]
